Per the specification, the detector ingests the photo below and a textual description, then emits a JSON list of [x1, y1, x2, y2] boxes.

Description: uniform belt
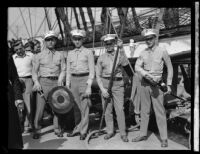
[[71, 72, 89, 77], [20, 75, 32, 78], [102, 77, 123, 81], [42, 76, 58, 80]]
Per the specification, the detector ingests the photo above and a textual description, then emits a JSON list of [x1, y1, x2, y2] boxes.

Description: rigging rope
[[92, 7, 96, 52], [28, 8, 33, 38], [35, 16, 46, 37], [19, 8, 31, 38], [107, 8, 135, 75]]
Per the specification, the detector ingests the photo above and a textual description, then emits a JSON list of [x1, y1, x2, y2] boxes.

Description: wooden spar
[[101, 7, 107, 35], [131, 7, 142, 33], [79, 7, 88, 31], [153, 8, 165, 45], [56, 7, 71, 46], [87, 7, 95, 31], [73, 7, 81, 29], [55, 8, 64, 41], [163, 8, 179, 29], [117, 7, 128, 28], [44, 7, 52, 30]]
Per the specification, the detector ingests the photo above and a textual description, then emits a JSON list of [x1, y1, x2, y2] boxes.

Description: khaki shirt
[[33, 48, 66, 81], [135, 45, 173, 85], [66, 46, 95, 86], [96, 48, 129, 90]]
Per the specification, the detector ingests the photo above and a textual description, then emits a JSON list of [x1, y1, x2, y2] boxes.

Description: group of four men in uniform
[[13, 27, 173, 147]]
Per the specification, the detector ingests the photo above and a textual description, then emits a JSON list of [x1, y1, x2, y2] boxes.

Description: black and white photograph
[[6, 3, 199, 151]]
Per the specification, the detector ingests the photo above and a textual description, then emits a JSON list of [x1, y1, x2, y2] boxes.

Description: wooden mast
[[79, 7, 88, 32], [73, 7, 81, 29], [87, 7, 95, 31]]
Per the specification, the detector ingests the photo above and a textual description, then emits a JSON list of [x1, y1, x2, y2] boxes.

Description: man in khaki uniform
[[132, 29, 173, 147], [32, 31, 66, 139], [96, 34, 129, 142], [66, 29, 95, 140]]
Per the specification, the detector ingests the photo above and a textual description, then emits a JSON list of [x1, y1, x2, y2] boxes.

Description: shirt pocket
[[79, 54, 88, 63], [53, 56, 61, 66]]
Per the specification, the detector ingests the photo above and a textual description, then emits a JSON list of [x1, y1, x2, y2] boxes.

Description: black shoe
[[67, 132, 80, 137], [80, 134, 87, 140], [32, 133, 40, 139], [132, 136, 147, 142], [55, 132, 64, 137], [121, 135, 129, 142], [161, 139, 168, 147], [104, 133, 115, 140]]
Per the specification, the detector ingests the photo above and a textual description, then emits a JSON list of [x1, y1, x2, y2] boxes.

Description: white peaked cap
[[44, 30, 58, 39], [101, 34, 117, 41], [141, 29, 158, 37], [71, 29, 86, 37]]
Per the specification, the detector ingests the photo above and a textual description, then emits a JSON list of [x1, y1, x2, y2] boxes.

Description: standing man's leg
[[151, 87, 168, 147], [22, 78, 33, 132], [132, 82, 151, 142], [67, 77, 82, 135], [79, 76, 90, 135], [112, 81, 128, 142], [33, 91, 46, 137], [101, 78, 115, 139]]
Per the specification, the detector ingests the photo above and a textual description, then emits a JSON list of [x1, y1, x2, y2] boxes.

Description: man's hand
[[101, 88, 109, 98], [117, 39, 123, 48], [144, 74, 154, 82], [164, 85, 172, 95], [135, 114, 141, 124], [57, 80, 63, 86], [15, 100, 24, 111], [32, 81, 42, 91], [84, 85, 92, 98]]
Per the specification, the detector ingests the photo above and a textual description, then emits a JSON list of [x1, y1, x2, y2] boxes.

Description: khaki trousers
[[101, 78, 126, 136], [140, 78, 168, 140], [19, 77, 33, 129], [70, 76, 90, 135], [34, 78, 60, 133]]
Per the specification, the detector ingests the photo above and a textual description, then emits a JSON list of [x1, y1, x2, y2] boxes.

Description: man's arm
[[162, 49, 173, 85], [135, 54, 148, 77], [86, 50, 95, 87], [32, 54, 40, 84], [58, 51, 66, 85], [96, 57, 104, 91], [66, 53, 71, 87]]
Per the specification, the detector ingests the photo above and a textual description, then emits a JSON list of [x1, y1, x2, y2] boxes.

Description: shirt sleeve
[[86, 50, 95, 86], [162, 49, 173, 85], [135, 52, 148, 77]]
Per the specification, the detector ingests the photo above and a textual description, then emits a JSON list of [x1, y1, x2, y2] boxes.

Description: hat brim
[[144, 34, 157, 38], [44, 36, 57, 40]]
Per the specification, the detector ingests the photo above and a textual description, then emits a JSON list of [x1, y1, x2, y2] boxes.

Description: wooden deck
[[22, 125, 188, 150]]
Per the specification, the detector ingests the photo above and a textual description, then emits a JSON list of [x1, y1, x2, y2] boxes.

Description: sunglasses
[[14, 48, 23, 52], [105, 41, 115, 46], [145, 36, 155, 41], [45, 38, 56, 42], [73, 37, 82, 41]]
